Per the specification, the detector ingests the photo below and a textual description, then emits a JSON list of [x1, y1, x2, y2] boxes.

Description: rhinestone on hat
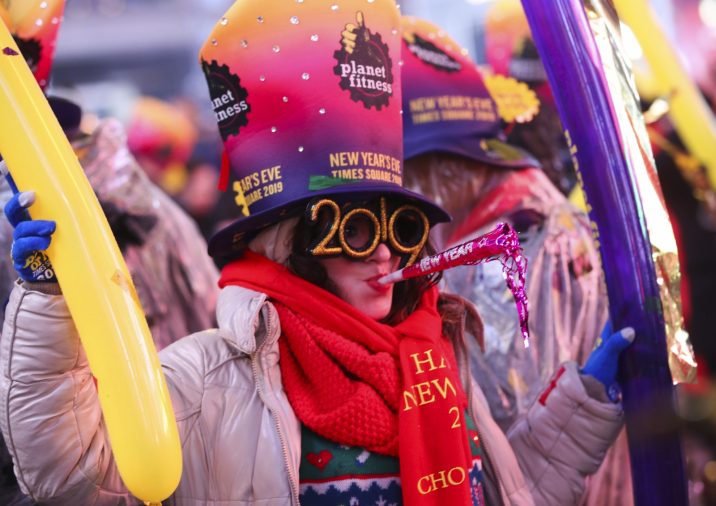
[[302, 73, 310, 80], [220, 17, 228, 26], [290, 16, 300, 24], [272, 45, 280, 53], [310, 34, 319, 42]]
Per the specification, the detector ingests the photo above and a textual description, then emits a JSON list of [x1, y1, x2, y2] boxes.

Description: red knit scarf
[[220, 252, 475, 505]]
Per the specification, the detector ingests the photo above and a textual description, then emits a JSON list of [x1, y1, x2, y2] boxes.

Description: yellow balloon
[[613, 0, 716, 190], [0, 23, 181, 503]]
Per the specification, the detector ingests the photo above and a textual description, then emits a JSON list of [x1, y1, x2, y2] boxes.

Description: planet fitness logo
[[201, 59, 250, 141], [405, 33, 461, 73], [333, 12, 394, 110]]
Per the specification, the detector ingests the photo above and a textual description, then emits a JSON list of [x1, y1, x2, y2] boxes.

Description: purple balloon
[[519, 1, 688, 504]]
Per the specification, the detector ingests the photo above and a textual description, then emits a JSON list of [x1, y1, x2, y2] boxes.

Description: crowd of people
[[1, 0, 712, 504]]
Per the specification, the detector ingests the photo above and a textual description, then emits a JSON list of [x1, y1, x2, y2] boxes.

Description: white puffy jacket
[[0, 280, 622, 505]]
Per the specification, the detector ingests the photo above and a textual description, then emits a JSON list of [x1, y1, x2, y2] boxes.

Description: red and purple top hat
[[401, 16, 538, 168], [199, 0, 449, 260]]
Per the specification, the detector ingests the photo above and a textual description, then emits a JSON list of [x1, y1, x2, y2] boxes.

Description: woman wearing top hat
[[1, 0, 631, 504], [399, 16, 634, 506]]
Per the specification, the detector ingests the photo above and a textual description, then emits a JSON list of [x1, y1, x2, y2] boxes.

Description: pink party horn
[[378, 222, 531, 346]]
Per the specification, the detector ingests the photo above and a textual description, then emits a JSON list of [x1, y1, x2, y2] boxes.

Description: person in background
[[0, 1, 632, 504], [175, 96, 225, 240], [0, 1, 220, 499], [483, 0, 577, 195], [401, 16, 633, 505], [0, 21, 222, 503], [71, 117, 220, 350], [0, 0, 219, 349], [180, 158, 220, 239]]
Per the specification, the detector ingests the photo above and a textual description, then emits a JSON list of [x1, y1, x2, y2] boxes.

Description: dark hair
[[287, 210, 441, 325]]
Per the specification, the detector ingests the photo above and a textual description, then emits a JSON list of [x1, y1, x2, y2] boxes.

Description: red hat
[[199, 0, 449, 260], [1, 0, 66, 90], [1, 1, 81, 133], [401, 16, 538, 168]]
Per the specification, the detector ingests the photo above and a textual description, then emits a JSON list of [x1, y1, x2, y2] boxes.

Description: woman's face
[[318, 242, 400, 320]]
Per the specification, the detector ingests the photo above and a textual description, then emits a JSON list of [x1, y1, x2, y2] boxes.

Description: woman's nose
[[370, 242, 393, 263]]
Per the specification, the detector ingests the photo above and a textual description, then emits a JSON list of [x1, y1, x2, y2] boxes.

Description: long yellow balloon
[[613, 0, 716, 190], [0, 23, 181, 503]]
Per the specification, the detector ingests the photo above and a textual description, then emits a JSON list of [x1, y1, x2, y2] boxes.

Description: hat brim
[[405, 135, 540, 169], [208, 184, 450, 261], [48, 96, 82, 134]]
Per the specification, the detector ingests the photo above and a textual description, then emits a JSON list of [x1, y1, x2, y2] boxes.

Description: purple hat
[[199, 0, 449, 260], [401, 16, 538, 168]]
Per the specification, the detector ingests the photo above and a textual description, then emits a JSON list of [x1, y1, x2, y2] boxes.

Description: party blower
[[379, 222, 530, 346]]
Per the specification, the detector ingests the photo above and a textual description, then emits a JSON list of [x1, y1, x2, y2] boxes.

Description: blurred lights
[[699, 0, 716, 29], [704, 461, 716, 482]]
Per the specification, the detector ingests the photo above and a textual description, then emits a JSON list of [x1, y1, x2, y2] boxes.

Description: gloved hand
[[581, 321, 635, 401], [4, 191, 57, 282]]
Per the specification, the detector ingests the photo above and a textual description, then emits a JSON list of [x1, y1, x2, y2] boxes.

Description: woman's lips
[[366, 274, 391, 294]]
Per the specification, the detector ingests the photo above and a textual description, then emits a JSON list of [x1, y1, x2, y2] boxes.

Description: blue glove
[[4, 191, 57, 283], [581, 321, 635, 401]]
